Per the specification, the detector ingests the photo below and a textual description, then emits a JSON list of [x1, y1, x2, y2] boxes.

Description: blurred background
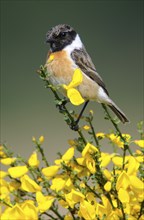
[[1, 0, 143, 163]]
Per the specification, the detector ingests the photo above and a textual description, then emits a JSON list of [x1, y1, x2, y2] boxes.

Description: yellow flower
[[107, 134, 123, 148], [85, 155, 96, 174], [70, 161, 88, 176], [134, 140, 144, 148], [104, 181, 112, 192], [8, 166, 28, 178], [32, 136, 36, 142], [39, 135, 44, 144], [64, 68, 83, 89], [112, 156, 123, 167], [21, 201, 38, 220], [136, 155, 144, 163], [127, 156, 139, 175], [96, 132, 105, 138], [80, 199, 96, 220], [50, 175, 66, 192], [101, 195, 113, 213], [0, 157, 16, 165], [76, 143, 98, 174], [100, 153, 112, 167], [64, 214, 73, 220], [118, 188, 130, 203], [36, 191, 54, 213], [55, 146, 74, 165], [65, 189, 85, 208], [129, 175, 144, 192], [9, 180, 21, 192], [116, 171, 130, 190], [67, 88, 85, 106], [0, 171, 8, 179], [108, 133, 131, 148], [122, 134, 131, 142], [76, 157, 85, 166], [20, 175, 41, 192], [86, 192, 97, 206], [65, 178, 74, 190], [82, 143, 98, 157], [103, 169, 112, 180], [0, 182, 9, 200], [28, 152, 40, 167], [0, 146, 7, 158], [1, 204, 25, 220], [83, 125, 90, 130], [107, 211, 120, 220], [63, 68, 85, 105], [62, 147, 75, 162], [68, 139, 76, 146], [135, 149, 143, 155], [96, 203, 107, 218], [59, 199, 69, 208], [42, 165, 60, 180]]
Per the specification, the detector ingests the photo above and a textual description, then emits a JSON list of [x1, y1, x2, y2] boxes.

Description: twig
[[101, 104, 133, 169], [38, 66, 87, 145]]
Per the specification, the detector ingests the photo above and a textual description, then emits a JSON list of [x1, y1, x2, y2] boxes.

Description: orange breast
[[46, 50, 74, 85]]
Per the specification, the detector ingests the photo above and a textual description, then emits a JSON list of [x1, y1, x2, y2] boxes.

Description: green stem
[[87, 117, 100, 149], [39, 66, 87, 146], [0, 199, 13, 208], [101, 104, 124, 140], [101, 104, 133, 169], [36, 143, 49, 167], [84, 181, 101, 199]]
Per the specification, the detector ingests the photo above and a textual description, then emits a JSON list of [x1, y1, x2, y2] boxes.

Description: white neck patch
[[64, 34, 83, 54]]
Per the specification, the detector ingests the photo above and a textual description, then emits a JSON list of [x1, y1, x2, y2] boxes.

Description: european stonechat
[[45, 24, 129, 125]]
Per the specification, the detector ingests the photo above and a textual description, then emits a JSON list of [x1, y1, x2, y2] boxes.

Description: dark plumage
[[46, 24, 76, 52]]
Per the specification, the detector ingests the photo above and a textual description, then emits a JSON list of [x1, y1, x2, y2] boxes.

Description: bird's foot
[[69, 121, 79, 131]]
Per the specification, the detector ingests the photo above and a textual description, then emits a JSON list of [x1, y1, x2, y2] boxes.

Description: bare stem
[[36, 143, 49, 167]]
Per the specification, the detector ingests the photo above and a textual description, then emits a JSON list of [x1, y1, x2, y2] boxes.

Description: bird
[[45, 24, 129, 128]]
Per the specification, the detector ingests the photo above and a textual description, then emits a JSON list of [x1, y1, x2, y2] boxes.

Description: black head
[[46, 24, 77, 52]]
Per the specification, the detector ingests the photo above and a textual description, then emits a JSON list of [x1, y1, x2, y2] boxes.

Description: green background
[[1, 0, 143, 163]]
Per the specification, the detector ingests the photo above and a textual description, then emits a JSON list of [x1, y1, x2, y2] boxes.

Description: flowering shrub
[[0, 66, 144, 220]]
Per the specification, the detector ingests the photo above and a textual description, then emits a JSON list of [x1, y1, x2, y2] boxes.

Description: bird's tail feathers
[[108, 101, 129, 124]]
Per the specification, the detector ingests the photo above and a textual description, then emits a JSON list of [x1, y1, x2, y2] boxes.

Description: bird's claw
[[69, 122, 79, 131]]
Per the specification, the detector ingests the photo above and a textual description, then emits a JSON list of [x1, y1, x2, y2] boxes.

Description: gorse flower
[[1, 132, 143, 220], [1, 67, 144, 220], [63, 68, 85, 105], [36, 191, 54, 213], [28, 151, 40, 167], [8, 166, 28, 178]]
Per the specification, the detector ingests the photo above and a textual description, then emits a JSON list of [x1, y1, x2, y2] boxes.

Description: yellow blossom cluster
[[63, 68, 85, 106], [0, 132, 144, 220]]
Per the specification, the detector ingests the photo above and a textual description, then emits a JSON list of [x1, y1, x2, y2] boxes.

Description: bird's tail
[[108, 101, 129, 123]]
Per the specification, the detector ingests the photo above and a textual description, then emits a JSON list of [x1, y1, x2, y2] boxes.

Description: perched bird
[[45, 24, 129, 126]]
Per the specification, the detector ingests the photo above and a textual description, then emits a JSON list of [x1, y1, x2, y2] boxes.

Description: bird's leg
[[70, 101, 89, 131]]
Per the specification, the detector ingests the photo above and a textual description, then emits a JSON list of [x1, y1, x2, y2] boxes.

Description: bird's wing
[[71, 47, 109, 96]]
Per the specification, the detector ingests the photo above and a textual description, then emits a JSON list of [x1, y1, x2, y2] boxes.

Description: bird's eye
[[60, 32, 67, 37]]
